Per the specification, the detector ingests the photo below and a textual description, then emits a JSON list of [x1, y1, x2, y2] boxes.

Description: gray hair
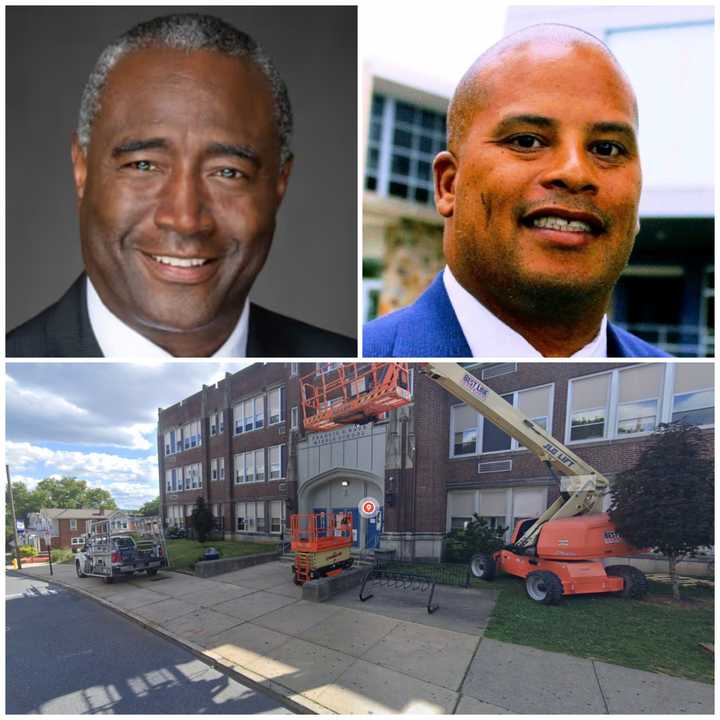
[[77, 13, 293, 164]]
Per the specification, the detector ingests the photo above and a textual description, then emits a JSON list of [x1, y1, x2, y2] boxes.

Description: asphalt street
[[5, 571, 293, 714]]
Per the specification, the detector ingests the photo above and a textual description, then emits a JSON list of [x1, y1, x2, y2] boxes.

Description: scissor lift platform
[[290, 511, 354, 584], [300, 363, 411, 432]]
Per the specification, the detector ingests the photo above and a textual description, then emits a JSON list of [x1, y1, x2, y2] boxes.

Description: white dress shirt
[[442, 266, 607, 358], [86, 277, 249, 358]]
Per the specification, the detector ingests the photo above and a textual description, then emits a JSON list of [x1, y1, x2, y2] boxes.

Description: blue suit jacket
[[363, 273, 670, 358]]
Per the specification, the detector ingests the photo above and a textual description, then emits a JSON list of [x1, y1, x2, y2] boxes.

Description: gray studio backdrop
[[6, 6, 357, 338]]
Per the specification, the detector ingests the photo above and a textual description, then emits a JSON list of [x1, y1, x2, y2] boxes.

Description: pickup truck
[[75, 534, 167, 583]]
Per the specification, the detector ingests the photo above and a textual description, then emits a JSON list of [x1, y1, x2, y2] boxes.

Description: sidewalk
[[10, 561, 713, 714]]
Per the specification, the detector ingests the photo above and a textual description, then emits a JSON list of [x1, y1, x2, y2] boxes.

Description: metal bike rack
[[359, 568, 439, 614]]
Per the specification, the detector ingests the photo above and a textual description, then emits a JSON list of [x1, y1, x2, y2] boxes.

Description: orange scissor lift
[[290, 511, 354, 584], [290, 363, 411, 584]]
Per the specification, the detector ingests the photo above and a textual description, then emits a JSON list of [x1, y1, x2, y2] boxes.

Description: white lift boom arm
[[421, 363, 609, 549]]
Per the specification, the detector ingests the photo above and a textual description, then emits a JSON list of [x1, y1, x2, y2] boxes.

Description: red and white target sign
[[359, 497, 380, 518]]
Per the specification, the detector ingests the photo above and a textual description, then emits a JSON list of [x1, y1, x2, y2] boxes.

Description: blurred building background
[[362, 5, 714, 356]]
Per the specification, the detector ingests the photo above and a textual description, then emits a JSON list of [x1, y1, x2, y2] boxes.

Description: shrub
[[51, 548, 74, 564], [444, 514, 507, 563], [18, 544, 38, 558]]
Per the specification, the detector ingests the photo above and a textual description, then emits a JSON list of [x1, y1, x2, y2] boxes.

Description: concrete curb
[[9, 568, 325, 715], [193, 551, 281, 578], [302, 566, 367, 602]]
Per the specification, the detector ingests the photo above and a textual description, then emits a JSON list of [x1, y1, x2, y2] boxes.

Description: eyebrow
[[493, 114, 557, 135], [205, 142, 259, 166], [111, 138, 168, 157], [587, 121, 637, 145], [110, 138, 260, 165], [493, 115, 637, 145]]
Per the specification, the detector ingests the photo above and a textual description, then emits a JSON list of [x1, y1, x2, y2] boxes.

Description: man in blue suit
[[364, 25, 669, 359]]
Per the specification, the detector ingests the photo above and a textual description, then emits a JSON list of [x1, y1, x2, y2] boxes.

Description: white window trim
[[233, 395, 265, 435], [268, 386, 285, 426], [291, 405, 299, 430], [269, 444, 285, 480], [270, 500, 284, 535], [449, 383, 555, 458], [564, 364, 712, 445], [615, 395, 661, 439], [254, 448, 266, 483], [667, 362, 714, 430]]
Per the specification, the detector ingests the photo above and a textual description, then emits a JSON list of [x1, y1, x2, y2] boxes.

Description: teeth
[[532, 216, 593, 233], [152, 255, 208, 268]]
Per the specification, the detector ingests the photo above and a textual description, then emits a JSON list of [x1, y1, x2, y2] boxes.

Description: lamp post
[[6, 465, 22, 570]]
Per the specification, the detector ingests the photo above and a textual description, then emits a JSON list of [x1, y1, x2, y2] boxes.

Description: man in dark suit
[[364, 25, 668, 359], [7, 13, 355, 358]]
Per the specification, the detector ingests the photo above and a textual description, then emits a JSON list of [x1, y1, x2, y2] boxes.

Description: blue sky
[[5, 362, 251, 509]]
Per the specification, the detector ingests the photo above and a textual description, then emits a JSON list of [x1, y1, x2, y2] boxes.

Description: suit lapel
[[49, 274, 103, 357], [393, 273, 472, 356]]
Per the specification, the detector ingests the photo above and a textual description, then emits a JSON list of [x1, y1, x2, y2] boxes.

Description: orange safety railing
[[290, 512, 354, 553], [300, 363, 412, 432]]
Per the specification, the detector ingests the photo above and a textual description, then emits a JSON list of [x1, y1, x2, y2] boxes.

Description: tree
[[190, 497, 214, 543], [6, 480, 40, 548], [138, 497, 160, 516], [609, 423, 713, 601], [32, 477, 116, 510], [444, 514, 507, 563]]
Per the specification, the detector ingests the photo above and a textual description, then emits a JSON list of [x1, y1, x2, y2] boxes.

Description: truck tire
[[470, 553, 496, 581], [526, 570, 563, 605], [146, 568, 158, 576], [75, 561, 86, 578], [103, 575, 114, 584], [606, 565, 648, 599]]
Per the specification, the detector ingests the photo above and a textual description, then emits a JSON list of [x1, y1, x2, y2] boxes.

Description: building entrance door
[[366, 508, 382, 549], [332, 507, 360, 548]]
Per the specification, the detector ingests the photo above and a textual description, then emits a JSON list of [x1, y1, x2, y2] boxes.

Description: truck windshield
[[113, 537, 135, 549]]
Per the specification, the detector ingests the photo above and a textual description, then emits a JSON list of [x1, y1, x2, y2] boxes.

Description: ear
[[275, 156, 294, 205], [71, 133, 88, 204], [433, 151, 457, 217]]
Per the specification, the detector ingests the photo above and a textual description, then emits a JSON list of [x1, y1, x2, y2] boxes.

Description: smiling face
[[72, 48, 291, 345], [436, 38, 642, 320]]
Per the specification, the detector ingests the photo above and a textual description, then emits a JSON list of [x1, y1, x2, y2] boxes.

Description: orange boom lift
[[297, 362, 647, 605]]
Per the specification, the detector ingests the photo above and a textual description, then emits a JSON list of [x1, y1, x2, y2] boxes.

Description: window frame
[[268, 386, 286, 426], [269, 444, 285, 480], [565, 365, 687, 445], [234, 395, 265, 435], [449, 383, 555, 458]]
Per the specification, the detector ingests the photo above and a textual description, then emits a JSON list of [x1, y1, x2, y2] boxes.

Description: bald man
[[363, 24, 669, 358]]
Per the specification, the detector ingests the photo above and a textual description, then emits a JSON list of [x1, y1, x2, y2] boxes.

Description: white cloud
[[6, 442, 159, 509], [6, 361, 250, 450]]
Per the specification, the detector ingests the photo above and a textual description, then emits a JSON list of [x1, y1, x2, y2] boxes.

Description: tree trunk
[[668, 554, 681, 601]]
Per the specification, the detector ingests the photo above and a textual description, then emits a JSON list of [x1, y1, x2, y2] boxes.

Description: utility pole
[[6, 465, 22, 570]]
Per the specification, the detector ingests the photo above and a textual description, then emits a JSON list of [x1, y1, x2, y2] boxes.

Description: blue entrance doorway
[[366, 509, 382, 549], [331, 507, 360, 547]]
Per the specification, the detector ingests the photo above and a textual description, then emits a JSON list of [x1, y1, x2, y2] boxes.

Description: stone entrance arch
[[297, 468, 383, 550]]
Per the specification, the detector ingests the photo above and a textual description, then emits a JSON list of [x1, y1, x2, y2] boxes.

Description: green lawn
[[165, 539, 277, 571], [483, 575, 714, 684], [380, 559, 713, 683]]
